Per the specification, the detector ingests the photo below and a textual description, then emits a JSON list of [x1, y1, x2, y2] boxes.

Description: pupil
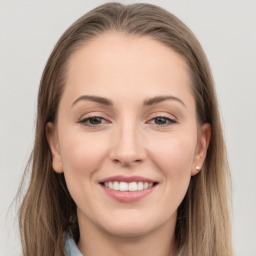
[[90, 117, 102, 124], [155, 117, 166, 124]]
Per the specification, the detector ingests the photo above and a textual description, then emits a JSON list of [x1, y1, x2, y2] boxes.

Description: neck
[[77, 214, 178, 256]]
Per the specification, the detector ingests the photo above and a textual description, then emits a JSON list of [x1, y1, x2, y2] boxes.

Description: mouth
[[100, 181, 158, 191], [99, 176, 158, 202]]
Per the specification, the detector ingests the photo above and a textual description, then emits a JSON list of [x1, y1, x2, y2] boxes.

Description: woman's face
[[47, 32, 210, 238]]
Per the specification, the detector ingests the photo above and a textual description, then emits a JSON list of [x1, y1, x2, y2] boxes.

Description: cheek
[[148, 131, 197, 182], [59, 130, 109, 175], [58, 131, 110, 210], [143, 131, 197, 223]]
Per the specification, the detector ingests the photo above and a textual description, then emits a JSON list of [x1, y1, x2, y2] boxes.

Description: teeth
[[120, 182, 128, 191], [113, 181, 119, 190], [129, 182, 137, 191], [137, 182, 143, 190], [103, 181, 155, 191]]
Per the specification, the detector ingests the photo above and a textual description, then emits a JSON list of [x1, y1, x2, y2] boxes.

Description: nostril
[[110, 142, 146, 165], [111, 158, 143, 167]]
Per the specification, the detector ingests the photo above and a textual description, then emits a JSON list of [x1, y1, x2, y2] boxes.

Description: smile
[[102, 181, 154, 191], [99, 175, 158, 202]]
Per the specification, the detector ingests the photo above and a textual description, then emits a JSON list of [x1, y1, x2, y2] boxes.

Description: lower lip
[[101, 185, 156, 203]]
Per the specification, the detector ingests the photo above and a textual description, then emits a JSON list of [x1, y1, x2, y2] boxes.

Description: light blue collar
[[64, 233, 182, 256], [64, 234, 83, 256]]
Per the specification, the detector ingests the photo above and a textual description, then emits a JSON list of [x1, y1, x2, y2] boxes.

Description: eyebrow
[[72, 94, 185, 108], [143, 95, 186, 108], [72, 95, 113, 107]]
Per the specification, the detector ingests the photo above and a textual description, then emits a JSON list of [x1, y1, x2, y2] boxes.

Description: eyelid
[[78, 111, 111, 121], [149, 116, 176, 124], [146, 112, 177, 121]]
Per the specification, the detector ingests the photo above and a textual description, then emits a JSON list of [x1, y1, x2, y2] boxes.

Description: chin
[[99, 212, 166, 238], [105, 223, 153, 238]]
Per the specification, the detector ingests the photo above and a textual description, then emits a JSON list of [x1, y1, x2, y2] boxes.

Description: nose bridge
[[110, 116, 145, 165]]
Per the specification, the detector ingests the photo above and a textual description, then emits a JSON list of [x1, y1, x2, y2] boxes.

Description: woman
[[18, 2, 233, 256]]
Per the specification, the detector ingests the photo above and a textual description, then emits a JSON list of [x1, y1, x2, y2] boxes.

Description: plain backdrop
[[0, 1, 256, 255]]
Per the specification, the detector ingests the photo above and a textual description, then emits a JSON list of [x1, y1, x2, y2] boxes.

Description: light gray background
[[1, 1, 256, 255]]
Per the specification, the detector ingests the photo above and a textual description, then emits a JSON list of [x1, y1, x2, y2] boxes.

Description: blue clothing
[[64, 234, 182, 256], [64, 235, 83, 256]]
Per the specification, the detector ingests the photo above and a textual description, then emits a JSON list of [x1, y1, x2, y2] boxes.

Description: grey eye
[[79, 116, 107, 126], [151, 117, 176, 125], [87, 117, 104, 125], [154, 117, 169, 125]]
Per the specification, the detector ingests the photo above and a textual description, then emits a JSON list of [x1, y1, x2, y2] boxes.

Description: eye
[[78, 116, 109, 127], [149, 116, 176, 126]]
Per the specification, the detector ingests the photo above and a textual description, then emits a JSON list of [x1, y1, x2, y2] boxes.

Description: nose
[[109, 122, 146, 167]]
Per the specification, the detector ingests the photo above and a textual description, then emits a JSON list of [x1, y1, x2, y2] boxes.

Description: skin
[[46, 32, 211, 256]]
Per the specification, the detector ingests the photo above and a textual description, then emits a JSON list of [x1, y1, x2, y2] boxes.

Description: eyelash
[[78, 115, 177, 127], [78, 116, 109, 127], [148, 116, 177, 126]]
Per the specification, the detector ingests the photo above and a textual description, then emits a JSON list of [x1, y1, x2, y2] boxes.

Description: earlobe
[[191, 123, 211, 176], [45, 122, 63, 173]]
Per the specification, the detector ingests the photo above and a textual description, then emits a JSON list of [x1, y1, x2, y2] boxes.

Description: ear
[[45, 122, 63, 173], [191, 123, 211, 176]]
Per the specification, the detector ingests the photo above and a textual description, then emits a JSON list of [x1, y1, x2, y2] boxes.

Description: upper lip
[[99, 175, 157, 183]]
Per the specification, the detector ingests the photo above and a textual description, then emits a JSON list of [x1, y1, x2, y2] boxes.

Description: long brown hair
[[18, 3, 233, 255]]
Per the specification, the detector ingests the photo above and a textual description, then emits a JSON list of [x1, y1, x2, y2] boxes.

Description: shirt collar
[[64, 234, 83, 256]]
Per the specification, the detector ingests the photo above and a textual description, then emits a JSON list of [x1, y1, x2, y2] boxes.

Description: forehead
[[63, 31, 193, 106]]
